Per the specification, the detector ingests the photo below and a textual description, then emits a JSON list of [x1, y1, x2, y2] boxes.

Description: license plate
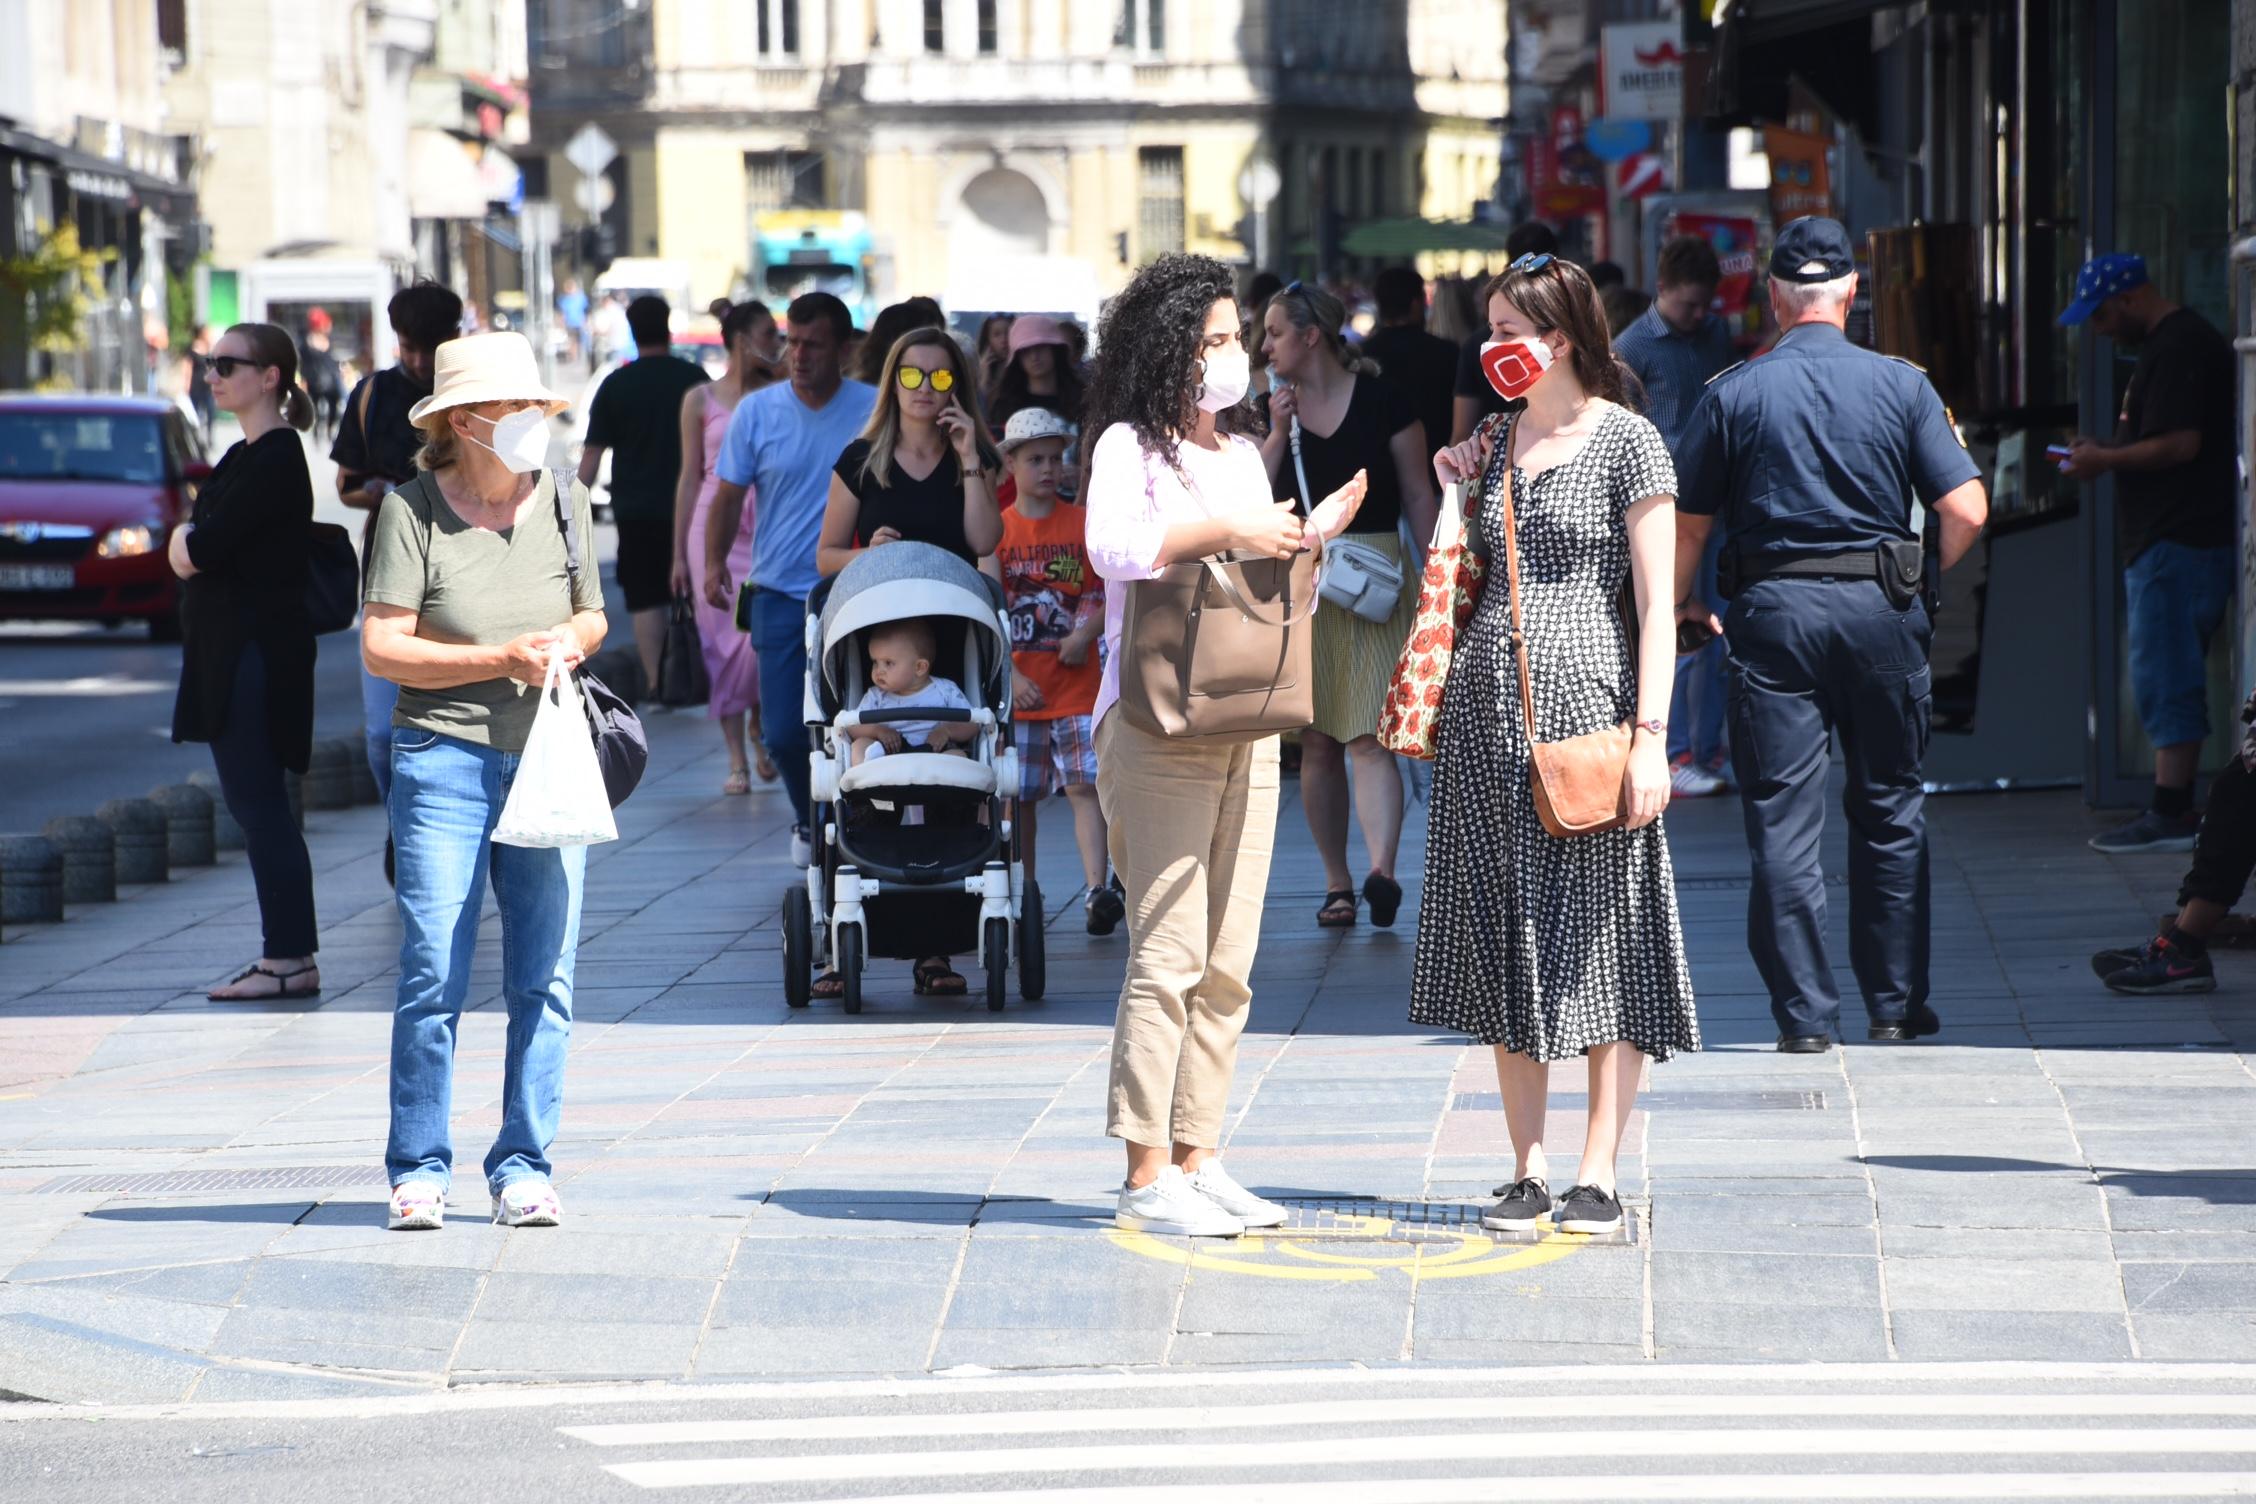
[[0, 564, 74, 591]]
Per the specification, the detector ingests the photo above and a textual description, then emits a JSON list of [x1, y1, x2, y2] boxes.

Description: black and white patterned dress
[[1409, 404, 1699, 1062]]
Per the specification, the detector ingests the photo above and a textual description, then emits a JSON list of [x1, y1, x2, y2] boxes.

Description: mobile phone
[[2044, 444, 2072, 462], [1676, 619, 1717, 653]]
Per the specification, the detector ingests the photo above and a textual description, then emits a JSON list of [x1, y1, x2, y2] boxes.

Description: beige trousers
[[1096, 712, 1281, 1148]]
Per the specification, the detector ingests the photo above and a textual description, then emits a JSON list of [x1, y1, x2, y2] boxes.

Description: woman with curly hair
[[1086, 254, 1367, 1238]]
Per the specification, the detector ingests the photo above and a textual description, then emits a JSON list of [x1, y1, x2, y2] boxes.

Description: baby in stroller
[[844, 620, 977, 766]]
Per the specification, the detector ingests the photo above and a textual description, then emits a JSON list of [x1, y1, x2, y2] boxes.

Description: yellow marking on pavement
[[1106, 1213, 1592, 1282]]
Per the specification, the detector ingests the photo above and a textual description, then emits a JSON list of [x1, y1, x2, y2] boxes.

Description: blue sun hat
[[2058, 254, 2148, 327]]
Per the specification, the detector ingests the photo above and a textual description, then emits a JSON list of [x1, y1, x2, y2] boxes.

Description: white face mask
[[1196, 347, 1251, 412], [464, 407, 549, 473]]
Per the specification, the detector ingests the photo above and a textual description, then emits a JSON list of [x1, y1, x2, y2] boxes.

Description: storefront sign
[[1530, 106, 1605, 220], [1602, 21, 1686, 122], [1762, 126, 1833, 222], [1585, 118, 1655, 164]]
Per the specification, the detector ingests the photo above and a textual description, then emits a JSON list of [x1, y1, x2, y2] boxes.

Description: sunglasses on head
[[201, 354, 266, 378], [1508, 253, 1556, 275], [895, 365, 955, 393]]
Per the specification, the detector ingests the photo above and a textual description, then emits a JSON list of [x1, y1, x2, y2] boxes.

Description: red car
[[0, 395, 210, 639]]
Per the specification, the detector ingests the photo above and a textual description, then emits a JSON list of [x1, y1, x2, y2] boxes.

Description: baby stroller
[[781, 541, 1044, 1014]]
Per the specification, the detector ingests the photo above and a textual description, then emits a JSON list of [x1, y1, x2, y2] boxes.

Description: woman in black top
[[815, 326, 1003, 998], [818, 327, 1003, 576], [1258, 282, 1438, 931], [168, 322, 321, 1000]]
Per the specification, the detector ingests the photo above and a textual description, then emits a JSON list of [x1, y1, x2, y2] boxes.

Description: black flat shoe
[[1363, 873, 1403, 928], [1868, 1004, 1942, 1042], [1776, 1034, 1832, 1054]]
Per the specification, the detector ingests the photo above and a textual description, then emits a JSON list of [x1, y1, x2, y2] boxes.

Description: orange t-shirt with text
[[995, 502, 1102, 720]]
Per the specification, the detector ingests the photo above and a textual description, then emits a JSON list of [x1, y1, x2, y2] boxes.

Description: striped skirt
[[1310, 530, 1420, 744]]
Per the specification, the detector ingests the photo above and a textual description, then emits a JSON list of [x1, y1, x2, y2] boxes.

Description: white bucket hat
[[998, 406, 1078, 453], [407, 332, 568, 428]]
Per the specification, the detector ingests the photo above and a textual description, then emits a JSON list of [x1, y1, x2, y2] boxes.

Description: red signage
[[1531, 106, 1605, 220]]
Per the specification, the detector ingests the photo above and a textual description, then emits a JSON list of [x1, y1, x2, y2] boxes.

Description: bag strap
[[550, 467, 582, 587], [1495, 415, 1541, 743]]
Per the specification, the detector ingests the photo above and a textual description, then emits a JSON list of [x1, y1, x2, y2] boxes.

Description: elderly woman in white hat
[[361, 332, 607, 1232]]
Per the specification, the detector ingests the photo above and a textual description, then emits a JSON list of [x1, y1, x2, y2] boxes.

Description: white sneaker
[[1187, 1160, 1288, 1228], [1669, 758, 1727, 798], [388, 1180, 444, 1232], [491, 1178, 562, 1227], [790, 825, 813, 869], [1115, 1165, 1243, 1238]]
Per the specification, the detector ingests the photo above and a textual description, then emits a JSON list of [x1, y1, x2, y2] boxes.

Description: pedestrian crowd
[[166, 210, 2256, 1245]]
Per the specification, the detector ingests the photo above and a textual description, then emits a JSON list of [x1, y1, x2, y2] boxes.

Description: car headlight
[[95, 524, 157, 559]]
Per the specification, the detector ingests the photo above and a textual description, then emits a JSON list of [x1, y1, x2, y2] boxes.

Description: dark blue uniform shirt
[[1673, 323, 1980, 557]]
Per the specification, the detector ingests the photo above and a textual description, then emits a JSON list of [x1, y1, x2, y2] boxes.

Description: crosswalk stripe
[[561, 1392, 2256, 1447], [763, 1479, 2256, 1503], [600, 1428, 2256, 1489]]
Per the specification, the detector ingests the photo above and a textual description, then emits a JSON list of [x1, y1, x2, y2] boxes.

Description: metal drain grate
[[1450, 1090, 1826, 1112], [1270, 1198, 1635, 1246], [34, 1165, 389, 1195]]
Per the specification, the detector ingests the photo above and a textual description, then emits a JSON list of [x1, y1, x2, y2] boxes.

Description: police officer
[[1673, 217, 1989, 1052]]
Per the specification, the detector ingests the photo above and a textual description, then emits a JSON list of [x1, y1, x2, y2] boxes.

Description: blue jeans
[[386, 728, 584, 1193], [2125, 540, 2235, 750], [360, 663, 400, 807], [1669, 526, 1729, 765], [748, 586, 812, 827]]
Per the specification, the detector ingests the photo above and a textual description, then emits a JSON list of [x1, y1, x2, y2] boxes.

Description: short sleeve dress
[[1409, 403, 1700, 1062]]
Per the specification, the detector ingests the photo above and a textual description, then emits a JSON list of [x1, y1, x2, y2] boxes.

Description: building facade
[[528, 0, 1508, 318], [0, 0, 197, 391]]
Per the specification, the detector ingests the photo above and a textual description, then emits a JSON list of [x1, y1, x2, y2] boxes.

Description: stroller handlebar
[[839, 707, 991, 727]]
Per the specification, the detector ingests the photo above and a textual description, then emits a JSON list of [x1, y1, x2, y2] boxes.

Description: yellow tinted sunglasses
[[895, 365, 956, 393]]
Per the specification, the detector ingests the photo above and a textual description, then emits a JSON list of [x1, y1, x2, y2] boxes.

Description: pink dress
[[688, 385, 760, 719]]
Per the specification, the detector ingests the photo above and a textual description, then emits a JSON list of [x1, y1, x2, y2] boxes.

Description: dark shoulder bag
[[304, 521, 360, 634], [549, 470, 649, 806]]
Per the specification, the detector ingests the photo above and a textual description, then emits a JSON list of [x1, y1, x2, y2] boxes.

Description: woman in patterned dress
[[1409, 255, 1699, 1237]]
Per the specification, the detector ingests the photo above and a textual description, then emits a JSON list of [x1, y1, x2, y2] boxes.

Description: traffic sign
[[564, 123, 618, 181], [574, 176, 616, 217], [1238, 158, 1281, 208]]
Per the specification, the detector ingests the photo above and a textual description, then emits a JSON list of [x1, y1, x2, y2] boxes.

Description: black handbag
[[549, 471, 649, 807], [657, 595, 710, 707], [304, 522, 360, 634]]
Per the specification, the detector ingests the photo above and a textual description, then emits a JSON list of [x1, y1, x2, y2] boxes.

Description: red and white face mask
[[1479, 338, 1558, 401]]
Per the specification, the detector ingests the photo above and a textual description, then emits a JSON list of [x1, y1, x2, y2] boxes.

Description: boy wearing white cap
[[981, 407, 1122, 936]]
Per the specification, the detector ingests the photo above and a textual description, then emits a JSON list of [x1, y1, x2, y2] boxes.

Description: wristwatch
[[1635, 717, 1666, 737]]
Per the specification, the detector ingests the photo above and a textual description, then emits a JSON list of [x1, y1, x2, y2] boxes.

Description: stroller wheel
[[782, 887, 813, 1009], [840, 926, 864, 1015], [983, 918, 1009, 1013], [1018, 880, 1046, 1002]]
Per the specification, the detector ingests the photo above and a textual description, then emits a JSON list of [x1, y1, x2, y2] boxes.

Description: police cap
[[1769, 217, 1855, 284]]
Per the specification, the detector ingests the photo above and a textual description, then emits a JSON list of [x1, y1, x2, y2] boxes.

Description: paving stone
[[0, 1311, 208, 1403], [474, 1272, 717, 1325], [1652, 1300, 1888, 1361], [450, 1319, 701, 1378], [1889, 1309, 2134, 1360], [692, 1323, 932, 1376], [712, 1276, 949, 1331], [1882, 1256, 2126, 1313], [928, 1325, 1169, 1370], [2132, 1311, 2256, 1359], [2122, 1261, 2256, 1313], [1649, 1249, 1879, 1307]]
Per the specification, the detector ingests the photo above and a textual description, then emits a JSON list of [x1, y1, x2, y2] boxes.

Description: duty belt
[[1732, 539, 1926, 610], [1738, 550, 1883, 584]]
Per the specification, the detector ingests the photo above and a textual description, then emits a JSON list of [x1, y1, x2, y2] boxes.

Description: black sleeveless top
[[831, 438, 977, 566]]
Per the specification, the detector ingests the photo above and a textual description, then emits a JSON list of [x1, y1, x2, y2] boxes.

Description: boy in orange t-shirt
[[982, 408, 1122, 936]]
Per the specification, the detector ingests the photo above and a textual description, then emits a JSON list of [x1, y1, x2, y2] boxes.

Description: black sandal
[[912, 958, 967, 995], [1317, 891, 1358, 928], [1364, 873, 1404, 929], [811, 972, 844, 1000], [208, 963, 320, 1001]]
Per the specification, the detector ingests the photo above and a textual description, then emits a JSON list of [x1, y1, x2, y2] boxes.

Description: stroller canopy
[[815, 541, 1009, 717]]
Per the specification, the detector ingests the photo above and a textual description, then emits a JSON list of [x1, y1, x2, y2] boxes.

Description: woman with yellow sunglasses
[[817, 327, 1004, 580]]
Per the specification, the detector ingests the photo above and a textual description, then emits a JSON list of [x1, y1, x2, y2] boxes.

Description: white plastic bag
[[492, 652, 619, 848]]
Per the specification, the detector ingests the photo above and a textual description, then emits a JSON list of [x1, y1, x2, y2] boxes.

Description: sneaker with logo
[[491, 1178, 563, 1227], [1480, 1175, 1552, 1232], [1115, 1165, 1244, 1237], [1186, 1160, 1288, 1228], [388, 1180, 444, 1232], [2088, 809, 2201, 854], [2102, 933, 2217, 995], [1554, 1182, 1625, 1235], [1668, 754, 1727, 798]]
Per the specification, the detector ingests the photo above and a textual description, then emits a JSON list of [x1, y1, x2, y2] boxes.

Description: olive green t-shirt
[[363, 470, 604, 752]]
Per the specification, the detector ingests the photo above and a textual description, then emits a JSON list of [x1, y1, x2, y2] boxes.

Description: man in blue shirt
[[1616, 235, 1738, 800], [702, 291, 877, 863], [1674, 217, 1989, 1053]]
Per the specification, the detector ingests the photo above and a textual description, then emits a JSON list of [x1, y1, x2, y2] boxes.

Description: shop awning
[[0, 125, 195, 219], [407, 129, 490, 220], [1340, 218, 1517, 258], [1707, 0, 1883, 135]]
